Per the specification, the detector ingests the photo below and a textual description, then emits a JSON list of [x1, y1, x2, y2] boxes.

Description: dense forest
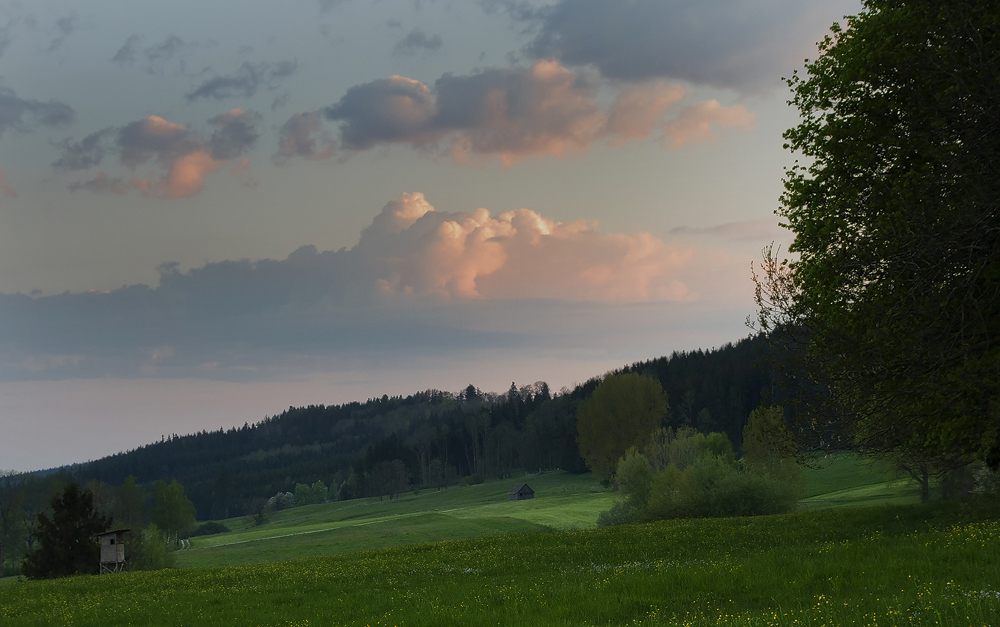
[[64, 335, 778, 519]]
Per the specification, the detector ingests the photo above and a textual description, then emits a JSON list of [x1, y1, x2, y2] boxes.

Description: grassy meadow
[[2, 457, 998, 626]]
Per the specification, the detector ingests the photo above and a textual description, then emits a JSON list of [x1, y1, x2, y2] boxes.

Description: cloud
[[670, 220, 789, 242], [392, 28, 443, 57], [111, 34, 141, 64], [281, 61, 752, 167], [0, 169, 17, 198], [661, 100, 755, 148], [61, 110, 259, 198], [358, 192, 694, 300], [0, 193, 753, 382], [111, 35, 187, 74], [315, 0, 349, 13], [274, 111, 335, 163], [52, 128, 116, 171], [185, 61, 298, 101], [67, 172, 128, 194], [47, 14, 78, 52], [523, 0, 859, 91], [0, 87, 75, 139]]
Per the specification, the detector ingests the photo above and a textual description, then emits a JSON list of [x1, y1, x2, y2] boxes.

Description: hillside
[[66, 335, 780, 518]]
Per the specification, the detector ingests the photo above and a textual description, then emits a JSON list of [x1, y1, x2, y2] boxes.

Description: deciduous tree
[[576, 373, 669, 480], [753, 0, 1000, 469]]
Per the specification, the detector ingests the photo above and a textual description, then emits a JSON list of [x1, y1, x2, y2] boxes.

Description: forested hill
[[69, 335, 777, 519]]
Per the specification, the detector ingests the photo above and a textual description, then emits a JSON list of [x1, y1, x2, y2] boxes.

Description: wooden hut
[[97, 529, 131, 574], [509, 483, 534, 501]]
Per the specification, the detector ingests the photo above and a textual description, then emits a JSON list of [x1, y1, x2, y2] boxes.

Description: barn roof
[[509, 483, 534, 494]]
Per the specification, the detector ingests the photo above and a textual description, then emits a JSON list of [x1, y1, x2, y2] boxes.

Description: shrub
[[191, 521, 230, 537]]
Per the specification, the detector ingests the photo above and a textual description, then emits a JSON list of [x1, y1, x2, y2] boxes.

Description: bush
[[190, 521, 230, 537], [129, 524, 176, 571], [600, 430, 802, 526]]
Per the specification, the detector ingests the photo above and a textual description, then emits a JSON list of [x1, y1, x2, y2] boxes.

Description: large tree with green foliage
[[576, 373, 669, 481], [150, 480, 196, 546], [753, 0, 1000, 471], [22, 483, 111, 579]]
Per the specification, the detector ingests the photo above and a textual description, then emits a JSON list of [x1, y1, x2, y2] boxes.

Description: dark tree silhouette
[[23, 483, 112, 579]]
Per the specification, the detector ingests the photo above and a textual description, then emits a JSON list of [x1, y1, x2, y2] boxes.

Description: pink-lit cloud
[[0, 169, 17, 198], [279, 61, 754, 167], [359, 192, 694, 301], [661, 100, 756, 148], [60, 110, 259, 199], [0, 192, 761, 387]]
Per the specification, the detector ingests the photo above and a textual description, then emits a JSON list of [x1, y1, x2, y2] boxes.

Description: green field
[[177, 471, 612, 568], [3, 459, 997, 626], [2, 500, 998, 626]]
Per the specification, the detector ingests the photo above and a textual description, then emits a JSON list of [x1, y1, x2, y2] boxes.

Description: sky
[[0, 0, 860, 472]]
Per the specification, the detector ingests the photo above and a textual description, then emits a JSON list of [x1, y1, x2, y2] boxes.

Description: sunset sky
[[0, 0, 859, 471]]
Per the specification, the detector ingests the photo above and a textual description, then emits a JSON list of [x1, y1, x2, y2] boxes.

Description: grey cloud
[[185, 61, 298, 101], [62, 111, 259, 197], [111, 34, 141, 64], [274, 111, 335, 162], [271, 94, 290, 111], [0, 194, 717, 382], [478, 0, 539, 23], [118, 117, 200, 168], [670, 220, 789, 242], [52, 127, 115, 171], [207, 110, 259, 160], [525, 0, 858, 91], [0, 11, 22, 59], [0, 87, 75, 139], [67, 173, 128, 194], [47, 14, 77, 52], [316, 0, 349, 13], [145, 35, 184, 64], [392, 28, 443, 57], [323, 76, 436, 149]]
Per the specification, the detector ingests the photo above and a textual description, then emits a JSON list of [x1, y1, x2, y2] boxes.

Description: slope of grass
[[3, 500, 998, 626], [176, 457, 926, 570], [177, 471, 612, 568]]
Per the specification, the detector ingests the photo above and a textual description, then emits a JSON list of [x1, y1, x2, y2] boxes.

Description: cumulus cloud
[[185, 61, 297, 101], [61, 110, 259, 198], [0, 87, 75, 139], [280, 61, 753, 167], [0, 193, 749, 382], [359, 192, 693, 300], [0, 169, 17, 198], [523, 0, 859, 91], [392, 28, 443, 57]]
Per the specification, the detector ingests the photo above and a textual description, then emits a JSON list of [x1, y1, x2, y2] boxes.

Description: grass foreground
[[2, 500, 998, 626]]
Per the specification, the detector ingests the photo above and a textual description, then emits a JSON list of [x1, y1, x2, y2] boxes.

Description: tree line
[[42, 337, 778, 522]]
